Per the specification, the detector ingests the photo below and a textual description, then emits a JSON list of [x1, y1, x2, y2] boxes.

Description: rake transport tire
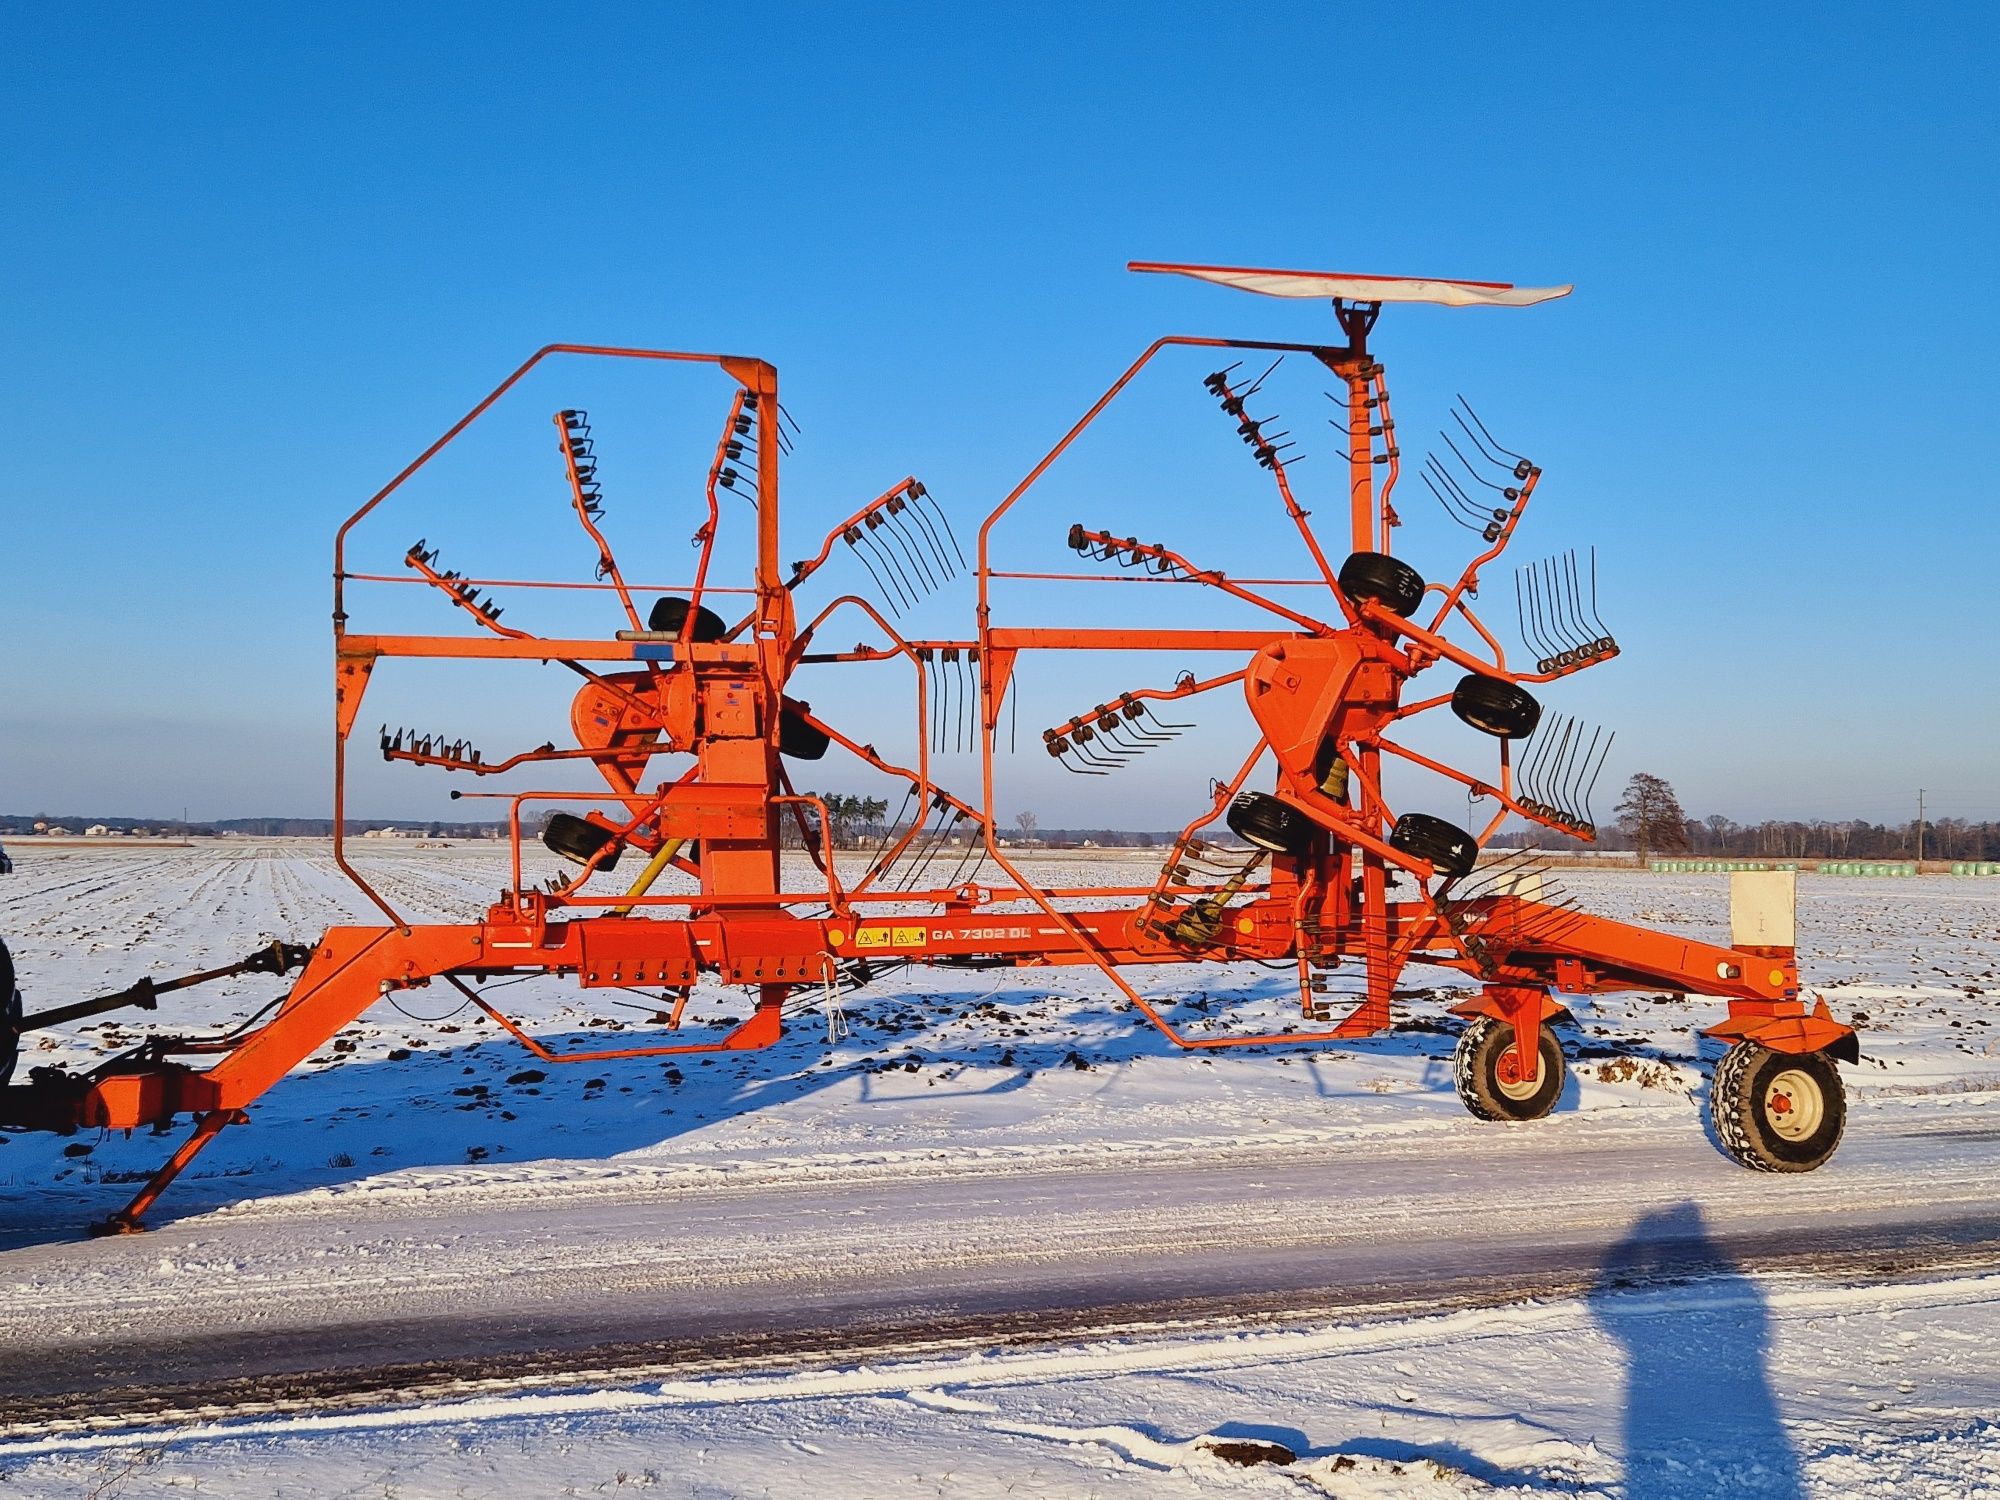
[[1450, 674, 1542, 739], [0, 936, 18, 1087], [1389, 812, 1479, 879], [1337, 551, 1425, 618], [778, 701, 831, 760], [1454, 1015, 1566, 1121], [648, 595, 726, 642], [542, 813, 622, 872], [1709, 1042, 1846, 1172], [1226, 792, 1314, 856]]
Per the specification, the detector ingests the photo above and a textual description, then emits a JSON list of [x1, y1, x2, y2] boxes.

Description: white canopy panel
[[1128, 260, 1572, 308]]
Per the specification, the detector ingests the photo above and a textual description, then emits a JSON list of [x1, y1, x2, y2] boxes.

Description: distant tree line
[[1488, 774, 1996, 861]]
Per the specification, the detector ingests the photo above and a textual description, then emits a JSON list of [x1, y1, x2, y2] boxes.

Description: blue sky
[[2, 3, 1995, 828]]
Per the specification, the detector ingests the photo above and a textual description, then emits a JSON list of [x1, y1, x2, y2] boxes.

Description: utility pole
[[1917, 788, 1926, 864]]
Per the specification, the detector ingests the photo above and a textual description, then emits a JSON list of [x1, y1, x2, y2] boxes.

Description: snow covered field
[[3, 842, 1998, 1496]]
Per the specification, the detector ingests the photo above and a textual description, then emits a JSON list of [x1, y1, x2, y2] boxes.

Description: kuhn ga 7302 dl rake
[[0, 262, 1857, 1232]]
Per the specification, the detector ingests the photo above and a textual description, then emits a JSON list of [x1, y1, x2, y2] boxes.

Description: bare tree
[[1616, 772, 1691, 862], [1014, 810, 1039, 844]]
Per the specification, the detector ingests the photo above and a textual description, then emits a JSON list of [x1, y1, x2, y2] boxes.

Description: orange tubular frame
[[3, 300, 1853, 1232]]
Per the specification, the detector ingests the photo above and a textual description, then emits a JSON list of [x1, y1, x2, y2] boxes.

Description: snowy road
[[7, 1093, 1999, 1429], [4, 845, 1999, 1493]]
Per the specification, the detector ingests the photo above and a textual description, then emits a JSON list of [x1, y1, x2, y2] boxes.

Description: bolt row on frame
[[0, 262, 1858, 1232]]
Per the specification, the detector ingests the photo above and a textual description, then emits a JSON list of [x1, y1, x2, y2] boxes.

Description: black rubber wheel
[[649, 595, 726, 642], [542, 812, 621, 871], [0, 936, 18, 1087], [1226, 792, 1314, 856], [1389, 812, 1479, 879], [1450, 674, 1542, 738], [1709, 1043, 1846, 1172], [1338, 551, 1425, 617], [1454, 1015, 1566, 1121], [778, 702, 831, 760]]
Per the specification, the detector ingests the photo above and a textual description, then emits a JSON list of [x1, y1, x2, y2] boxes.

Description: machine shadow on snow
[[2, 981, 1485, 1243], [1590, 1201, 1804, 1499]]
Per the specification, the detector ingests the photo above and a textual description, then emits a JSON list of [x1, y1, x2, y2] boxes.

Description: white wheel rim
[[1494, 1035, 1544, 1100], [1764, 1068, 1824, 1141]]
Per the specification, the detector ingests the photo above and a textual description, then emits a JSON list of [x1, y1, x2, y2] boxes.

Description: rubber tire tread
[[1453, 1015, 1566, 1121], [1389, 812, 1480, 880], [649, 596, 726, 642], [0, 937, 17, 1087], [1226, 792, 1314, 856], [779, 704, 831, 760], [1708, 1042, 1846, 1172], [1450, 674, 1543, 739], [1337, 551, 1426, 618], [542, 812, 622, 872]]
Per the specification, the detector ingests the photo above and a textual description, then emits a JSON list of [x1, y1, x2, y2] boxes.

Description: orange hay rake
[[0, 262, 1858, 1232]]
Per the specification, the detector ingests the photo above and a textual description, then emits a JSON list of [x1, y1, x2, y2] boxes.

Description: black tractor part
[[778, 701, 831, 760], [542, 812, 622, 872], [1450, 673, 1543, 738], [1337, 551, 1425, 618], [1389, 812, 1479, 879], [1225, 792, 1314, 857], [649, 595, 726, 641], [1, 937, 19, 1087]]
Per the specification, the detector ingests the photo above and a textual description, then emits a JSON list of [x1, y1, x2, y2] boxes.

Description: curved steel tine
[[956, 654, 974, 754], [1531, 715, 1576, 809], [902, 493, 957, 581], [1523, 563, 1558, 663], [1426, 456, 1489, 524], [1556, 554, 1593, 654], [1451, 406, 1514, 475], [1423, 469, 1484, 532], [1142, 702, 1195, 732], [1456, 395, 1531, 466], [861, 526, 917, 611], [1516, 567, 1542, 662], [1239, 355, 1284, 398], [846, 534, 902, 616], [1560, 723, 1603, 824], [1580, 729, 1614, 828], [929, 652, 946, 753], [1584, 546, 1614, 643], [913, 487, 967, 570], [1444, 432, 1513, 494], [883, 510, 938, 597], [1541, 555, 1587, 655]]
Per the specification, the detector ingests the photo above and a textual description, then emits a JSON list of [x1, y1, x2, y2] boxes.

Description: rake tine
[[1539, 556, 1585, 658], [1520, 568, 1552, 664], [1558, 723, 1599, 825], [1444, 431, 1514, 495], [1556, 551, 1588, 651], [936, 651, 952, 754], [883, 509, 938, 597], [955, 652, 973, 755], [1425, 456, 1488, 525], [846, 532, 902, 617], [1239, 355, 1284, 399], [1421, 469, 1487, 534], [1584, 546, 1614, 645], [1451, 407, 1514, 477], [901, 491, 957, 582], [1580, 729, 1614, 828], [1529, 565, 1565, 666], [907, 484, 966, 572], [1457, 395, 1531, 466], [1142, 702, 1195, 732], [860, 522, 917, 611]]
